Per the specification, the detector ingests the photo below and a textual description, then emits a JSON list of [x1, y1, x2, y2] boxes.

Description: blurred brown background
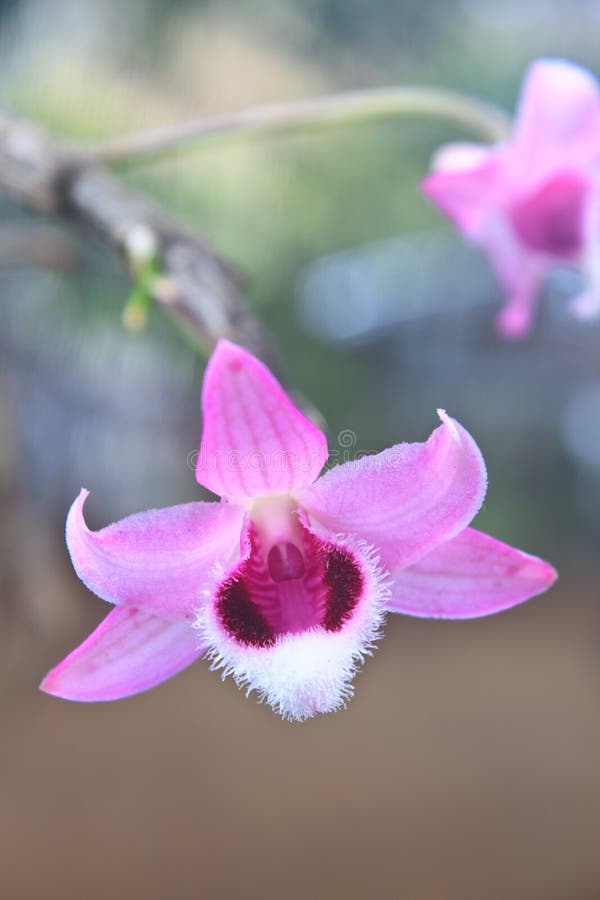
[[1, 1, 599, 898]]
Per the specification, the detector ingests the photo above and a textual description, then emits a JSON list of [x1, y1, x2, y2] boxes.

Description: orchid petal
[[196, 340, 328, 503], [430, 141, 492, 173], [571, 178, 600, 320], [67, 489, 242, 622], [40, 606, 204, 701], [473, 213, 546, 339], [423, 162, 547, 338], [299, 412, 487, 571], [421, 152, 502, 239], [570, 289, 600, 319], [387, 527, 557, 618], [512, 58, 600, 179], [492, 255, 546, 340]]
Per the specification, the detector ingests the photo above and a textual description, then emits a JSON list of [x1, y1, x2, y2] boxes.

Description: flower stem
[[82, 86, 511, 166]]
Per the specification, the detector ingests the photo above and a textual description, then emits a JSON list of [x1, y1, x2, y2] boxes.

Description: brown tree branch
[[0, 110, 284, 373]]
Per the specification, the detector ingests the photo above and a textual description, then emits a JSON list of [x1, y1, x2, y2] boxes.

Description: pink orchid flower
[[41, 340, 556, 720], [422, 58, 600, 339]]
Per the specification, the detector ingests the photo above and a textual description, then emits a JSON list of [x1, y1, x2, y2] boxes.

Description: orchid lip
[[196, 499, 390, 722], [509, 172, 587, 257], [214, 496, 366, 647], [196, 529, 390, 722], [267, 542, 305, 582]]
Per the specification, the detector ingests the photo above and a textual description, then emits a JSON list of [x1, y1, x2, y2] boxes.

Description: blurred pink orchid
[[422, 58, 600, 338], [42, 340, 556, 720]]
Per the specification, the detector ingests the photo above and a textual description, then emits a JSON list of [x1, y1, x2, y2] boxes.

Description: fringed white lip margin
[[195, 535, 391, 722]]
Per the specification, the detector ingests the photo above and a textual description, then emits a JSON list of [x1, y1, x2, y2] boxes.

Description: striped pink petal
[[196, 340, 328, 502], [512, 58, 600, 181], [40, 606, 205, 701], [421, 149, 502, 239], [387, 527, 557, 618], [67, 489, 242, 622], [299, 411, 487, 571]]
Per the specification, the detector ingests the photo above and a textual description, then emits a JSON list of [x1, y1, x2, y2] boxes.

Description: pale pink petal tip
[[495, 304, 535, 340], [420, 159, 501, 238], [430, 141, 491, 174], [388, 527, 557, 619], [66, 488, 242, 622], [196, 339, 329, 503], [513, 59, 600, 174], [569, 290, 600, 319], [519, 58, 600, 131], [40, 606, 205, 702]]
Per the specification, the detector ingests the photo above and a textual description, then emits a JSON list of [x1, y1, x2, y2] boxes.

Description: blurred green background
[[1, 2, 599, 899]]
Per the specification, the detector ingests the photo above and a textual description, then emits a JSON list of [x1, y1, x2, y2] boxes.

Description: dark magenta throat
[[510, 172, 587, 258], [216, 524, 364, 648]]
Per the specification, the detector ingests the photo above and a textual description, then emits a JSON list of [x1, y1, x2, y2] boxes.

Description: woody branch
[[0, 110, 283, 372]]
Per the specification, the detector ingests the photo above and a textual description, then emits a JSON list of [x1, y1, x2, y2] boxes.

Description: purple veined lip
[[216, 521, 364, 647]]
